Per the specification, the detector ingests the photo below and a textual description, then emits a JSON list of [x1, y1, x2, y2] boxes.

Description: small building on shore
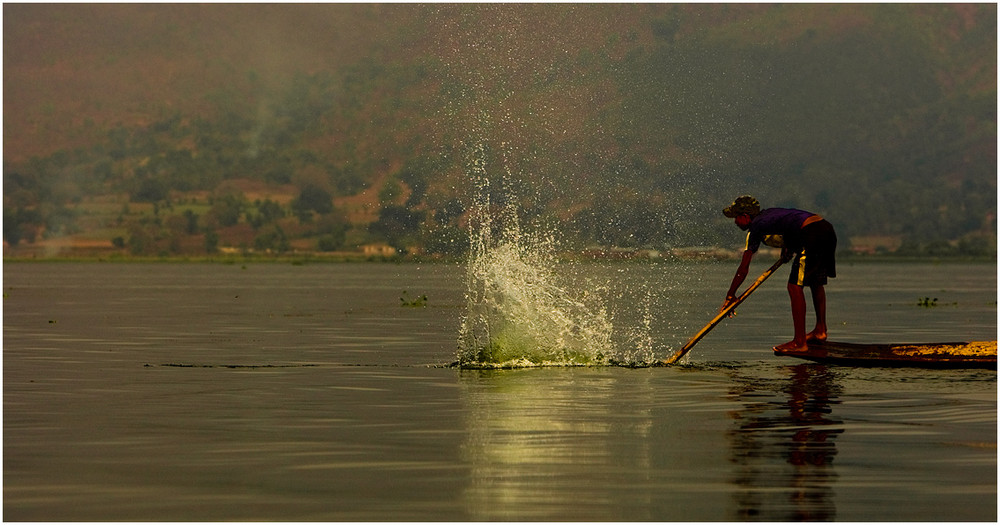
[[362, 243, 397, 257]]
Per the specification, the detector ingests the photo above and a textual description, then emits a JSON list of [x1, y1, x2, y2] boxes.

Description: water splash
[[451, 137, 675, 367], [440, 6, 661, 368], [457, 143, 626, 368]]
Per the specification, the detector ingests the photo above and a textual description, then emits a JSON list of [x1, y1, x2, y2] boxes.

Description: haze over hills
[[3, 4, 996, 258]]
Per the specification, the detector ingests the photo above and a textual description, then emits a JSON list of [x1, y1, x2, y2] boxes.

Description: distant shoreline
[[3, 252, 996, 265]]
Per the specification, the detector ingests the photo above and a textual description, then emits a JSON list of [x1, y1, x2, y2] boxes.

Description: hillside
[[3, 4, 996, 258]]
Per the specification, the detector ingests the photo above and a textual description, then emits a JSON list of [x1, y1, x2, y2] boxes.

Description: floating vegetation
[[917, 297, 939, 307], [400, 290, 428, 307], [914, 297, 963, 307]]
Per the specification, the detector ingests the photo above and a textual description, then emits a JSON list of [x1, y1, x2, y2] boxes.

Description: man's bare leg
[[774, 282, 807, 352], [807, 284, 827, 342]]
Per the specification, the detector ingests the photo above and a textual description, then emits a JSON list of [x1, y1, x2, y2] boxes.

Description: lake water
[[3, 260, 996, 521]]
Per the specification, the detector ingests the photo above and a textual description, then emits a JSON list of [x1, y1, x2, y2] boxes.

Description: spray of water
[[454, 135, 671, 368], [436, 6, 663, 368], [457, 143, 616, 368]]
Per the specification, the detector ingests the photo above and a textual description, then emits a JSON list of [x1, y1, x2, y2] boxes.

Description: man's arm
[[722, 249, 755, 311]]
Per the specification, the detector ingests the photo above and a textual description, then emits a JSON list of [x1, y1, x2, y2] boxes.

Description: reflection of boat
[[774, 340, 997, 369]]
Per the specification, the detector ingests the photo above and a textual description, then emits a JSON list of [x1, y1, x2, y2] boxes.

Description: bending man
[[721, 195, 838, 352]]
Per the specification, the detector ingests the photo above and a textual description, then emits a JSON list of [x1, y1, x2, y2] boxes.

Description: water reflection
[[727, 364, 843, 521], [457, 369, 658, 521], [456, 365, 850, 521]]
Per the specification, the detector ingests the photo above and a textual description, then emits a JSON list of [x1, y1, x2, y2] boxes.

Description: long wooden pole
[[661, 258, 785, 365]]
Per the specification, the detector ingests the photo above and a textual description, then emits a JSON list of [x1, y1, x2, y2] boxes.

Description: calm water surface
[[4, 261, 996, 521]]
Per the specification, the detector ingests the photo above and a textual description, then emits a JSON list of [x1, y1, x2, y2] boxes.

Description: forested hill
[[4, 4, 996, 257]]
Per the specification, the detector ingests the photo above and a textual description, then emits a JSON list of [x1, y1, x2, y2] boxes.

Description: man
[[721, 195, 837, 352]]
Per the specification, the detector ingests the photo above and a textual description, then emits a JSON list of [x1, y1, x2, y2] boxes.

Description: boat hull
[[774, 340, 997, 369]]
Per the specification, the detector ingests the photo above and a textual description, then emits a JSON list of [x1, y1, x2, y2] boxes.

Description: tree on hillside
[[254, 224, 290, 253], [369, 205, 425, 249], [292, 183, 333, 220], [3, 207, 42, 245], [247, 199, 285, 229], [204, 193, 246, 228], [131, 176, 170, 203]]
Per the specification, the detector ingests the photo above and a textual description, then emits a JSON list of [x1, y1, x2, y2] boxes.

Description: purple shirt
[[745, 208, 815, 253]]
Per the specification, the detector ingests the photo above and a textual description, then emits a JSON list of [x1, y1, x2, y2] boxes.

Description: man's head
[[723, 195, 760, 230]]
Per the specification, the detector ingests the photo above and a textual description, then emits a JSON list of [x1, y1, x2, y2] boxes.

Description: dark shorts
[[788, 219, 837, 286]]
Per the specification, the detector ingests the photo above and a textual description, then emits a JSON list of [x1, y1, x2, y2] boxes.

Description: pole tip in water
[[660, 352, 683, 365]]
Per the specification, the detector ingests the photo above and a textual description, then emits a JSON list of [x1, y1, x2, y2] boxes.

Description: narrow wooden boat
[[774, 340, 997, 369]]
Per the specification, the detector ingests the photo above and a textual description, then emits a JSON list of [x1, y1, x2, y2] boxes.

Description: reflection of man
[[721, 196, 838, 352], [729, 364, 843, 521]]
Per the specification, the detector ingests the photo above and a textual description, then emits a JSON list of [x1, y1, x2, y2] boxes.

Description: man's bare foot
[[773, 340, 808, 352], [806, 330, 827, 343]]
